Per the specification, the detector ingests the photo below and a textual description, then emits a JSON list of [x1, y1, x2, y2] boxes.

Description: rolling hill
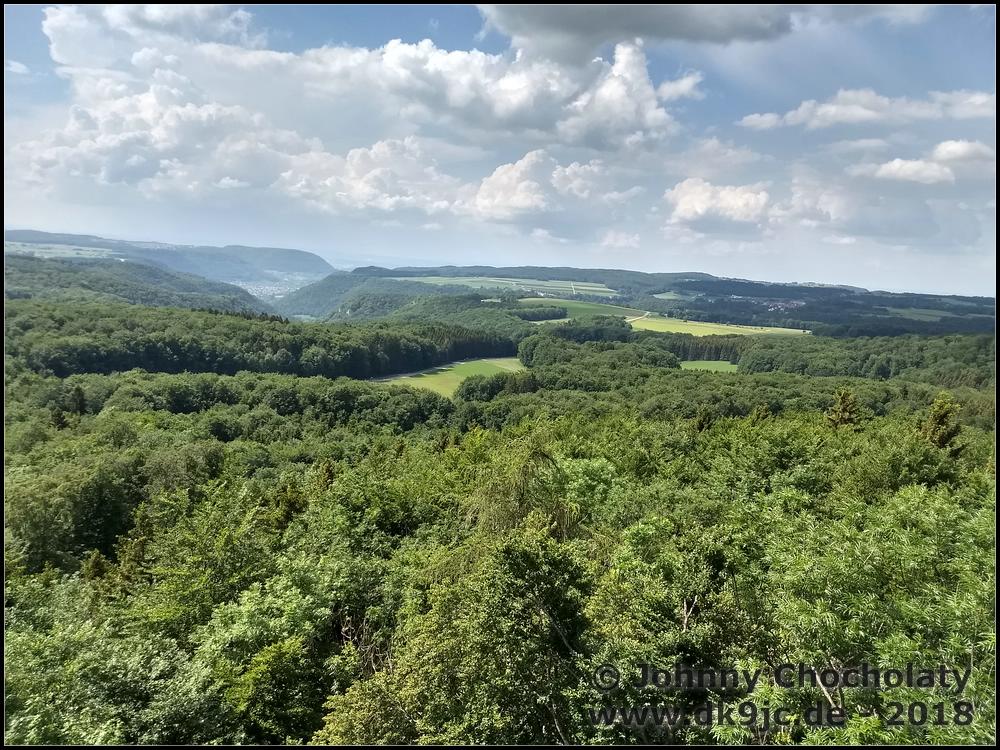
[[4, 254, 274, 314], [4, 230, 335, 294]]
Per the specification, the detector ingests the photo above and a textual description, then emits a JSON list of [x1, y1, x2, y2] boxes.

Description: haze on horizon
[[3, 4, 997, 296]]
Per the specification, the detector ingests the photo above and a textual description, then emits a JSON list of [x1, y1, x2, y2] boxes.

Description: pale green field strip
[[630, 316, 807, 336], [5, 241, 114, 259], [520, 298, 808, 336], [395, 276, 618, 297], [518, 297, 645, 318], [680, 360, 739, 372], [382, 357, 524, 396], [883, 307, 957, 322]]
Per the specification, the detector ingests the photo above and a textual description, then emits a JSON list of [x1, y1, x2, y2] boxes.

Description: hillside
[[359, 265, 996, 336], [4, 230, 335, 294], [272, 273, 472, 319], [4, 255, 274, 314]]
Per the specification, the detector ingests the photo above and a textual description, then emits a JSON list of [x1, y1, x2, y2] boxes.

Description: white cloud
[[656, 71, 704, 101], [556, 42, 675, 148], [739, 88, 996, 129], [600, 230, 640, 248], [664, 177, 770, 224], [931, 139, 996, 163], [5, 60, 30, 75], [466, 150, 555, 220], [279, 136, 464, 215], [851, 158, 956, 184], [551, 159, 606, 199]]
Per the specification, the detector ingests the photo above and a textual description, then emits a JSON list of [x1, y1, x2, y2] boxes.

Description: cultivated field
[[680, 360, 740, 372], [4, 241, 114, 259], [396, 276, 619, 297], [382, 357, 524, 396], [630, 316, 808, 336], [518, 297, 645, 317], [521, 298, 809, 336]]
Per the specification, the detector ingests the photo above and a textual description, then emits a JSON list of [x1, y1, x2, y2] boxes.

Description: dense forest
[[4, 255, 273, 314], [3, 254, 996, 745]]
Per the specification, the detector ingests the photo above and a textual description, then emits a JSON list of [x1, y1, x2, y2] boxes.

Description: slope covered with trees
[[5, 230, 334, 288], [4, 255, 273, 314], [3, 263, 995, 746]]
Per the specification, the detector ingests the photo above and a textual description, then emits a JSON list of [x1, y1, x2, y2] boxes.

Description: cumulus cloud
[[656, 71, 704, 101], [556, 42, 675, 148], [847, 139, 995, 185], [551, 159, 605, 198], [477, 5, 931, 63], [931, 139, 996, 163], [5, 2, 994, 289], [600, 229, 640, 248], [869, 159, 956, 184], [466, 150, 555, 220], [739, 88, 996, 129], [279, 136, 465, 215], [664, 177, 770, 224]]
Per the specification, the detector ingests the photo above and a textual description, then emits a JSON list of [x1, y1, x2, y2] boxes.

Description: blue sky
[[4, 4, 996, 294]]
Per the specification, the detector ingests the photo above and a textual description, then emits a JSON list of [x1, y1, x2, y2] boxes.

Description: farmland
[[519, 298, 809, 335], [393, 275, 619, 297], [381, 357, 524, 396], [629, 315, 808, 336], [680, 360, 740, 372]]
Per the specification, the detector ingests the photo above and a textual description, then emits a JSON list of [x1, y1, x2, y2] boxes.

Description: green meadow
[[521, 298, 809, 336], [382, 357, 525, 396], [680, 360, 740, 372], [394, 276, 618, 296]]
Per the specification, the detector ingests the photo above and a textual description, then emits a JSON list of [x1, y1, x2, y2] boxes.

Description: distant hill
[[4, 230, 335, 294], [354, 265, 996, 336], [4, 254, 274, 314], [272, 273, 471, 319]]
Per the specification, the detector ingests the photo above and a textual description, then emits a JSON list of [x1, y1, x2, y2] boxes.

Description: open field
[[883, 306, 958, 322], [521, 298, 809, 335], [5, 241, 115, 259], [630, 316, 808, 336], [395, 276, 619, 297], [381, 357, 524, 396], [680, 360, 739, 372], [653, 291, 684, 300], [518, 297, 645, 317]]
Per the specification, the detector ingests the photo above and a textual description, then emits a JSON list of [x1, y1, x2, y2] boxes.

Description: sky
[[3, 4, 996, 295]]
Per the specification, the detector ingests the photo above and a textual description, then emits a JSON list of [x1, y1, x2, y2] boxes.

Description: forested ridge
[[4, 255, 273, 314], [340, 265, 995, 336], [5, 299, 515, 379], [4, 279, 996, 745]]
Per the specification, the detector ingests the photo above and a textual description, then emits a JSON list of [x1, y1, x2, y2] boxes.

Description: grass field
[[518, 297, 645, 317], [630, 316, 807, 336], [652, 291, 684, 300], [396, 276, 619, 297], [382, 357, 524, 396], [680, 360, 739, 372], [520, 298, 808, 336], [4, 241, 115, 259], [883, 306, 956, 322]]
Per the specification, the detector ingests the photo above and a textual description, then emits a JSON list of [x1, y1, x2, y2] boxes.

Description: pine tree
[[825, 387, 861, 429], [920, 393, 963, 456]]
